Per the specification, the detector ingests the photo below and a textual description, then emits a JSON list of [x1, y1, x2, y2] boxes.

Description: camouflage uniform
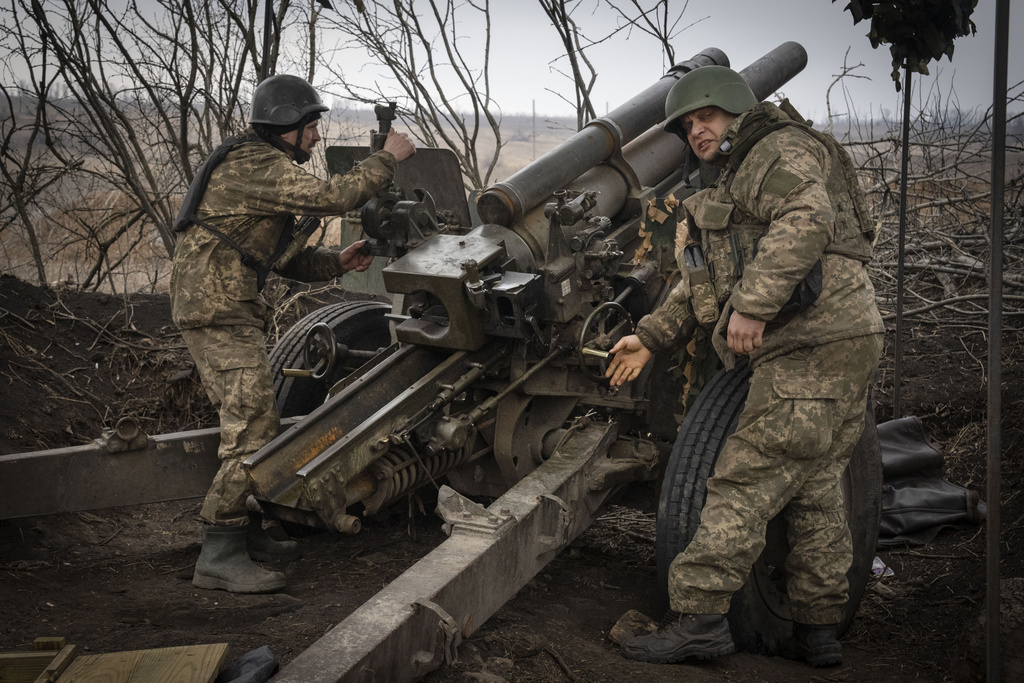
[[171, 129, 396, 526], [635, 103, 884, 625]]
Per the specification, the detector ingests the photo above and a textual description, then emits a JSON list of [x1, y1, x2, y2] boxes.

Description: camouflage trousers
[[180, 325, 280, 527], [668, 333, 883, 625]]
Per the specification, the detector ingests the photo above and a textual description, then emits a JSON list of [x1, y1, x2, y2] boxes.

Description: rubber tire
[[655, 363, 882, 655], [269, 301, 391, 417]]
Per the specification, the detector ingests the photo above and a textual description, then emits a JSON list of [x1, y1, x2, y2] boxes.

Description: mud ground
[[1, 273, 1021, 682]]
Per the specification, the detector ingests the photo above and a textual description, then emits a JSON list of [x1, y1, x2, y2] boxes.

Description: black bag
[[876, 416, 985, 547]]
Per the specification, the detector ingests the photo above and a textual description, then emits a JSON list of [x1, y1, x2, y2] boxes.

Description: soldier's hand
[[383, 129, 416, 162], [605, 334, 652, 387], [339, 240, 374, 273], [727, 311, 765, 355]]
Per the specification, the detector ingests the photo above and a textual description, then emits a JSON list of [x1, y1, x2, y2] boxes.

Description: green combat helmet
[[664, 66, 757, 140]]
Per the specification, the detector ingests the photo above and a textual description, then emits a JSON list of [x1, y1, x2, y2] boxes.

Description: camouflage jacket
[[171, 130, 396, 330], [635, 103, 884, 368]]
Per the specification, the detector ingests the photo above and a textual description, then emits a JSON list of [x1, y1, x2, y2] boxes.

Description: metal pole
[[893, 66, 911, 420], [986, 2, 1010, 680], [261, 1, 274, 82]]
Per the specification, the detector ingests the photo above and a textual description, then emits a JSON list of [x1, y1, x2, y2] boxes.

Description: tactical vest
[[684, 102, 873, 326], [720, 101, 875, 261]]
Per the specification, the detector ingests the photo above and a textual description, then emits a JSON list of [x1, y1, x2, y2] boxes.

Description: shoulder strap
[[173, 134, 260, 232], [174, 134, 293, 292]]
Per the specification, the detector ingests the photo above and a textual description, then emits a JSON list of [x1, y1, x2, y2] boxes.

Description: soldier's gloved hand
[[727, 311, 765, 355], [383, 129, 416, 162], [339, 240, 374, 273], [605, 334, 652, 387]]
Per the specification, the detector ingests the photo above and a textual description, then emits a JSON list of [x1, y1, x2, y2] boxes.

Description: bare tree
[[538, 0, 598, 130], [539, 0, 699, 130], [822, 49, 872, 138], [846, 80, 1024, 353], [602, 0, 701, 70], [0, 0, 300, 291], [0, 10, 80, 285], [318, 0, 504, 191], [18, 0, 272, 258], [0, 0, 373, 291]]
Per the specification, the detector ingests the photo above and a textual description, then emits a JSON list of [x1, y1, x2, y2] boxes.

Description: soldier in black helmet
[[171, 74, 415, 594], [607, 65, 883, 667]]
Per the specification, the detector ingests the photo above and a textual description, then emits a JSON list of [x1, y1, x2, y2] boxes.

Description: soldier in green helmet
[[607, 65, 883, 666], [171, 74, 415, 594]]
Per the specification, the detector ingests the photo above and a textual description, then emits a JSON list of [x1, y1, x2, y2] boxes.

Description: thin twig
[[544, 645, 580, 683]]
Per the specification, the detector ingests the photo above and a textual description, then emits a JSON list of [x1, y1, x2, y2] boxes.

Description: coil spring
[[369, 441, 470, 507]]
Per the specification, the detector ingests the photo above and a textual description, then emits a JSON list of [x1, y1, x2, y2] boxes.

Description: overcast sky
[[13, 1, 1016, 126], [478, 0, 1021, 122]]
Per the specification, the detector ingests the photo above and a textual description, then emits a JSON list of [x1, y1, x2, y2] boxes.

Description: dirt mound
[[1, 274, 1022, 682], [0, 274, 208, 454]]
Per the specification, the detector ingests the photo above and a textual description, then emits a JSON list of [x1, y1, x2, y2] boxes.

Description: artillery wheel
[[655, 363, 882, 654], [269, 300, 391, 417]]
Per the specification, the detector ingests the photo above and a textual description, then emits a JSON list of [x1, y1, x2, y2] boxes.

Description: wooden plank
[[0, 651, 54, 683], [32, 639, 65, 653], [54, 644, 227, 683], [32, 645, 76, 683]]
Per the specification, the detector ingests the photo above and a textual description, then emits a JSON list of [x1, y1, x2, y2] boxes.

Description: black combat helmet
[[250, 74, 329, 163], [250, 74, 329, 126], [664, 66, 757, 141]]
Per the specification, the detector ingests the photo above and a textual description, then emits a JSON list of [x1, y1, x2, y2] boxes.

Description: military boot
[[193, 525, 287, 594], [247, 513, 300, 563], [621, 611, 735, 663], [789, 623, 842, 667]]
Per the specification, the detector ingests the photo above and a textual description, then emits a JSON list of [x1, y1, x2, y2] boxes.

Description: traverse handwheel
[[303, 322, 338, 381]]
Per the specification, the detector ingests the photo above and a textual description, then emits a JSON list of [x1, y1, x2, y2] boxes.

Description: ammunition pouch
[[685, 196, 763, 328], [684, 244, 718, 326], [681, 102, 874, 331], [684, 199, 822, 329]]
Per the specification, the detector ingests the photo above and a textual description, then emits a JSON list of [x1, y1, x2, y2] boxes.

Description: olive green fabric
[[171, 130, 396, 331], [171, 132, 396, 525], [637, 98, 884, 625], [667, 334, 882, 624], [181, 325, 279, 526], [635, 103, 884, 365]]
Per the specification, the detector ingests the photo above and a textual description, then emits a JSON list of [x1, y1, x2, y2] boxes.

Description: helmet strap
[[254, 115, 316, 164], [290, 117, 312, 164], [290, 138, 311, 165]]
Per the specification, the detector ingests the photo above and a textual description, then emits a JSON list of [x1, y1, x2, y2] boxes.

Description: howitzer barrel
[[478, 42, 808, 257], [739, 41, 810, 103], [477, 47, 729, 228]]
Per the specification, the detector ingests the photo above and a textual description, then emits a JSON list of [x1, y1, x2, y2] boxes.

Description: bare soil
[[1, 273, 1022, 682]]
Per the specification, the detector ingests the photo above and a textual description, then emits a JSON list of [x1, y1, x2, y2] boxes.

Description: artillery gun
[[0, 42, 882, 683]]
